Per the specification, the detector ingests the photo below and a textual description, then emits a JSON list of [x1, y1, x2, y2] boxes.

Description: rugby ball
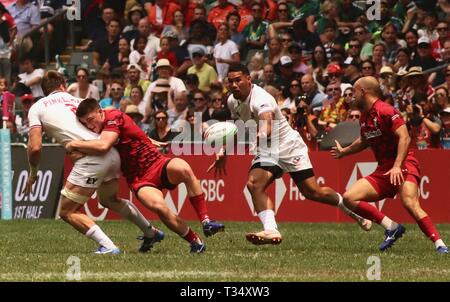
[[204, 122, 238, 146]]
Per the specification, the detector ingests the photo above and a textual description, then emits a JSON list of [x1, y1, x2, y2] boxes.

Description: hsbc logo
[[347, 162, 386, 211]]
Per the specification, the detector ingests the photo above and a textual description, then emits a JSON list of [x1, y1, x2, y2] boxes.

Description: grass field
[[0, 220, 449, 282]]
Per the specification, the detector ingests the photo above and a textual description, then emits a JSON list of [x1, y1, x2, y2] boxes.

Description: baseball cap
[[156, 59, 172, 69], [280, 55, 293, 67], [164, 30, 178, 39], [343, 57, 360, 69], [441, 107, 450, 114], [418, 36, 431, 46], [327, 63, 342, 74], [192, 47, 206, 57], [20, 93, 34, 103]]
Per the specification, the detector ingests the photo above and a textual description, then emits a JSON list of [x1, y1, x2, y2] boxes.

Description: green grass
[[0, 220, 449, 281]]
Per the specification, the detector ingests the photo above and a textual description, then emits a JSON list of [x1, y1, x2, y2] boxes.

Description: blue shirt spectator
[[8, 0, 40, 37]]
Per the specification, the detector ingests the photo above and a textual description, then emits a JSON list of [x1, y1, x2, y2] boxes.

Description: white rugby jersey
[[227, 84, 300, 144], [28, 91, 98, 145]]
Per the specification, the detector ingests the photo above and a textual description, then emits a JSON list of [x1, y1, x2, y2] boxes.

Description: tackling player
[[25, 71, 161, 254], [208, 64, 372, 245], [332, 76, 448, 253], [66, 98, 225, 253]]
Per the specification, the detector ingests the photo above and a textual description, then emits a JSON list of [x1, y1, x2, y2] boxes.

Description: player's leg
[[245, 166, 282, 245], [292, 171, 372, 231], [97, 179, 163, 252], [165, 158, 225, 237], [343, 178, 406, 251], [399, 180, 448, 253], [59, 181, 120, 254], [136, 186, 205, 253]]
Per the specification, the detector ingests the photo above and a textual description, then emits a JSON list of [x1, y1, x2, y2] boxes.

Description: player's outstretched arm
[[24, 127, 43, 194], [66, 131, 119, 155], [331, 137, 369, 159]]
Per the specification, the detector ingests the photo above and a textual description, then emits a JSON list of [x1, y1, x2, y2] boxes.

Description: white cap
[[280, 55, 293, 67], [418, 36, 431, 45]]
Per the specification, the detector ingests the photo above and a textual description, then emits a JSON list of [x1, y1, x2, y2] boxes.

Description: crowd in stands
[[0, 0, 449, 150]]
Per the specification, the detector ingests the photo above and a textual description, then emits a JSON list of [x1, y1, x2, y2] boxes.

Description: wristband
[[29, 165, 39, 178]]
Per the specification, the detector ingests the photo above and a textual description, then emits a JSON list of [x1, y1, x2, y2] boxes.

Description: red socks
[[189, 193, 209, 223], [182, 227, 199, 243], [417, 216, 441, 242], [354, 201, 386, 224]]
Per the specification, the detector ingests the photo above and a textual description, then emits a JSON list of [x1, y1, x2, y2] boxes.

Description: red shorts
[[364, 157, 421, 199], [130, 157, 176, 194]]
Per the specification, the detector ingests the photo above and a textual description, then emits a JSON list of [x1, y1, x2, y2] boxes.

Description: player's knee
[[403, 197, 420, 213], [179, 166, 195, 182], [342, 192, 357, 206], [246, 179, 263, 194], [148, 199, 167, 215]]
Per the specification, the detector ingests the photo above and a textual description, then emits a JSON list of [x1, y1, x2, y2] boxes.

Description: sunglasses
[[349, 114, 361, 119], [354, 31, 365, 35], [281, 39, 292, 42], [437, 27, 448, 31], [213, 98, 222, 102], [314, 50, 324, 54], [329, 74, 340, 78], [278, 9, 288, 12], [435, 93, 446, 97], [156, 116, 167, 121], [77, 75, 86, 79], [349, 44, 360, 49], [290, 84, 300, 87], [111, 88, 123, 91], [344, 93, 353, 97], [327, 88, 340, 92], [194, 97, 205, 101], [362, 66, 373, 70]]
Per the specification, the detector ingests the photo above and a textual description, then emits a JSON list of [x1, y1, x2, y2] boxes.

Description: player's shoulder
[[251, 85, 275, 105]]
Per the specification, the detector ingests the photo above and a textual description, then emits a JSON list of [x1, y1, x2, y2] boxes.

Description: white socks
[[85, 225, 117, 249], [380, 217, 399, 231], [336, 193, 365, 223], [119, 199, 153, 237], [257, 210, 278, 231], [435, 239, 445, 248]]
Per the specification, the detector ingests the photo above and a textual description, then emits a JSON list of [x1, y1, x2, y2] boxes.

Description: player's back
[[28, 91, 98, 145]]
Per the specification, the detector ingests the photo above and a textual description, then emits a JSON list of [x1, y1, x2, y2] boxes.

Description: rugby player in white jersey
[[24, 71, 162, 254], [208, 64, 372, 244]]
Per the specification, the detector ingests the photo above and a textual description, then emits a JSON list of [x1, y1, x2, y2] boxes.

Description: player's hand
[[207, 151, 227, 178], [65, 141, 75, 153], [384, 166, 405, 186], [67, 150, 85, 162], [22, 174, 38, 195], [331, 140, 345, 159]]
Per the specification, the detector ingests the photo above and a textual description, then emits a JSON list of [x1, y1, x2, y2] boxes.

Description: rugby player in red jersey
[[66, 98, 225, 253], [332, 77, 448, 253]]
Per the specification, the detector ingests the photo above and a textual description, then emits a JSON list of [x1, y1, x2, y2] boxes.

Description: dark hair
[[185, 73, 199, 85], [211, 108, 231, 121], [405, 28, 419, 39], [226, 11, 241, 22], [154, 109, 168, 119], [227, 64, 250, 76], [396, 47, 411, 58], [312, 44, 328, 69], [108, 18, 121, 28], [130, 84, 144, 97], [76, 98, 100, 118], [76, 67, 89, 76], [133, 35, 147, 50], [41, 70, 66, 96]]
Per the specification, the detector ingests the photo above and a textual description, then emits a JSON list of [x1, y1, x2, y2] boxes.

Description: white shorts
[[67, 148, 121, 189], [252, 131, 312, 173]]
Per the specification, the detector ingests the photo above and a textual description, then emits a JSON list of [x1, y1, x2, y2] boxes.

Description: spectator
[[292, 18, 321, 62], [144, 59, 186, 111], [346, 108, 361, 122], [266, 38, 283, 66], [161, 9, 189, 42], [354, 26, 374, 61], [117, 37, 131, 67], [319, 83, 346, 132], [122, 5, 144, 40], [310, 44, 328, 90], [93, 18, 121, 71], [435, 86, 449, 112], [227, 11, 245, 50], [15, 92, 34, 135], [242, 2, 268, 54], [282, 79, 302, 109], [129, 35, 152, 79], [165, 31, 192, 78], [190, 4, 216, 44], [405, 29, 419, 61], [372, 42, 387, 75], [288, 0, 319, 32], [237, 0, 253, 33], [288, 42, 308, 75], [411, 37, 439, 83], [345, 38, 362, 63], [187, 47, 218, 92], [367, 0, 403, 34], [168, 90, 189, 132], [379, 66, 395, 96], [157, 36, 178, 68], [437, 65, 450, 90], [279, 31, 293, 58], [146, 0, 181, 37], [343, 87, 355, 109], [380, 23, 406, 64], [440, 106, 450, 149], [185, 73, 199, 105], [67, 67, 100, 100], [254, 63, 277, 87], [127, 84, 146, 117], [99, 81, 125, 109], [326, 63, 343, 87], [431, 21, 449, 61], [193, 90, 211, 122], [248, 51, 264, 82], [148, 110, 180, 142], [130, 18, 160, 61], [125, 104, 146, 130], [267, 1, 292, 39], [84, 5, 114, 49], [407, 92, 442, 149], [0, 2, 15, 82], [124, 64, 150, 97], [145, 77, 173, 122], [361, 60, 376, 77], [418, 11, 439, 41], [299, 73, 327, 111], [277, 55, 299, 91], [393, 47, 411, 73], [213, 23, 240, 82], [18, 55, 44, 98], [342, 57, 361, 86], [8, 0, 39, 53]]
